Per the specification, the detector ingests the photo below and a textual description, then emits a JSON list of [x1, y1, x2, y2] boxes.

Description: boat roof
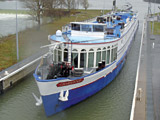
[[50, 35, 117, 44], [71, 22, 106, 26], [50, 11, 135, 44]]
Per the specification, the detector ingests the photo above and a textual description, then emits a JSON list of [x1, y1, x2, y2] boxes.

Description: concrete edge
[[0, 53, 47, 82], [129, 18, 146, 120]]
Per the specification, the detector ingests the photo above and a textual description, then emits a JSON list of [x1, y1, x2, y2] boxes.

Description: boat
[[33, 3, 139, 116]]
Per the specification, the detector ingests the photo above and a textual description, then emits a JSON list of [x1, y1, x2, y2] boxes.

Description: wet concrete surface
[[150, 34, 160, 120], [134, 17, 160, 120]]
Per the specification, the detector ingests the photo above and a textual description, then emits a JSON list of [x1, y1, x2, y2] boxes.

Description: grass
[[0, 35, 17, 71], [150, 21, 160, 35], [0, 9, 110, 71], [0, 9, 30, 14]]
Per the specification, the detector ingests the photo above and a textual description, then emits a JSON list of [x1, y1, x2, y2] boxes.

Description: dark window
[[80, 49, 86, 68], [93, 25, 104, 32], [106, 29, 114, 35], [81, 25, 92, 32], [71, 24, 80, 31], [64, 49, 68, 61]]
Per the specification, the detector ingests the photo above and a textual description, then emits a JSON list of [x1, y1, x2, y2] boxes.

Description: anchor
[[32, 93, 42, 106], [59, 90, 69, 101]]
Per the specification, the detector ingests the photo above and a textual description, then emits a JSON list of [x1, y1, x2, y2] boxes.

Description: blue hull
[[42, 54, 126, 116]]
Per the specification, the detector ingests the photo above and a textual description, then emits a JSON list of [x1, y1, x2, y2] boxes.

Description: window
[[102, 47, 106, 61], [71, 49, 78, 68], [113, 47, 117, 61], [111, 48, 114, 62], [93, 25, 104, 32], [96, 48, 101, 66], [111, 47, 117, 62], [57, 46, 62, 62], [71, 23, 80, 31], [81, 24, 92, 32], [88, 49, 94, 68], [80, 49, 87, 68], [106, 29, 114, 35], [58, 50, 62, 62], [107, 49, 110, 64], [54, 49, 57, 63], [64, 48, 68, 61]]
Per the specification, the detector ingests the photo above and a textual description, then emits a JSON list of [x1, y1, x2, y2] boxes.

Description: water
[[0, 14, 37, 37], [0, 0, 36, 37], [0, 0, 157, 120]]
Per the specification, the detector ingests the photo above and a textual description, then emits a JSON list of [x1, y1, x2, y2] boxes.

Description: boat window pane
[[106, 29, 114, 35], [71, 23, 80, 31], [111, 49, 114, 62], [80, 52, 86, 68], [64, 49, 68, 61], [96, 51, 101, 66], [102, 51, 106, 61], [93, 25, 104, 32], [113, 47, 117, 61], [54, 49, 57, 63], [88, 52, 94, 68], [58, 50, 62, 62], [106, 50, 110, 64], [71, 53, 78, 68], [81, 24, 92, 32]]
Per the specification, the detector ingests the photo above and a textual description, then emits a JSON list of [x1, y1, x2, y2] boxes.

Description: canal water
[[0, 0, 159, 120]]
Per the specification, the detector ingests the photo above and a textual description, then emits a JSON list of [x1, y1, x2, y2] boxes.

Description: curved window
[[102, 47, 106, 62], [80, 49, 87, 68], [57, 46, 62, 62], [113, 47, 117, 61], [107, 49, 110, 64], [88, 49, 94, 68], [96, 48, 101, 66], [64, 48, 68, 61], [71, 49, 78, 68], [111, 46, 117, 62], [54, 49, 57, 63], [111, 48, 114, 62]]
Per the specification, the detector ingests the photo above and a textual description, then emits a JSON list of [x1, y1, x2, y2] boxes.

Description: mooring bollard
[[136, 88, 142, 101]]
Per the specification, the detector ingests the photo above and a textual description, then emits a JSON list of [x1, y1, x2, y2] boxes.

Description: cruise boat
[[33, 4, 139, 116]]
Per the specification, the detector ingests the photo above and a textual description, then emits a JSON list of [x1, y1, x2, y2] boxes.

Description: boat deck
[[37, 64, 96, 80]]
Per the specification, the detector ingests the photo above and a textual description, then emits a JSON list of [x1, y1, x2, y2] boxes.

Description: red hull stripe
[[57, 78, 84, 87], [72, 76, 105, 90]]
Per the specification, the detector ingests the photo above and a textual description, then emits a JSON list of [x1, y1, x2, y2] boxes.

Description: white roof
[[70, 22, 106, 26]]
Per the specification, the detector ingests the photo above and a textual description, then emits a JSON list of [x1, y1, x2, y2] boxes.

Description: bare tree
[[76, 0, 80, 9], [24, 0, 45, 28], [81, 0, 89, 10], [64, 0, 76, 11], [59, 0, 65, 9]]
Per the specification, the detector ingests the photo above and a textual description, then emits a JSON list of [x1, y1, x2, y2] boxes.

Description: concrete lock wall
[[2, 60, 40, 92]]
